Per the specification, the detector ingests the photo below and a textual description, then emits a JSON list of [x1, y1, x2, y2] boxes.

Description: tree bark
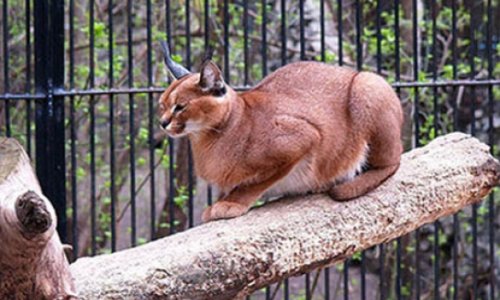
[[70, 132, 500, 300], [0, 138, 75, 300]]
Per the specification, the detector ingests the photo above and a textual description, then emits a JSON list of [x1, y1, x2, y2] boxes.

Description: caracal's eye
[[173, 103, 186, 114]]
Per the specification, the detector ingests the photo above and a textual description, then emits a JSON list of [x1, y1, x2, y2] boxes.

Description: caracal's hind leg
[[328, 71, 403, 200], [328, 123, 402, 200]]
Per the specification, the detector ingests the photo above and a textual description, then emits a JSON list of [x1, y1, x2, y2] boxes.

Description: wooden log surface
[[70, 132, 500, 300], [0, 138, 75, 299]]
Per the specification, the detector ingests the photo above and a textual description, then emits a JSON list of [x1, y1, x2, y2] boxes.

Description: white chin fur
[[166, 131, 190, 138], [165, 121, 202, 138], [184, 121, 203, 132]]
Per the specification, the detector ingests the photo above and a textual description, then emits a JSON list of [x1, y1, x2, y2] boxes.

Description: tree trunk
[[0, 138, 75, 299], [70, 132, 499, 300]]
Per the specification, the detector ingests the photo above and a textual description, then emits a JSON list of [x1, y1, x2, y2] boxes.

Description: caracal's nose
[[160, 117, 171, 130]]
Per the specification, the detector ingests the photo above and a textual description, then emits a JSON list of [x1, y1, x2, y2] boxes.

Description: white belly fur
[[264, 143, 369, 199], [336, 143, 369, 184], [264, 157, 319, 198]]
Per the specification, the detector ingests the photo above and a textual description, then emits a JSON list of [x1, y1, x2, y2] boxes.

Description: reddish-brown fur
[[159, 60, 403, 223]]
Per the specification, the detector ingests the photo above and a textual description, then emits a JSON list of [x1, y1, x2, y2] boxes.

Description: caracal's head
[[158, 42, 233, 138]]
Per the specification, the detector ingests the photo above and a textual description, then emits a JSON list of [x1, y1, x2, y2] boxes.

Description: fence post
[[34, 0, 67, 242]]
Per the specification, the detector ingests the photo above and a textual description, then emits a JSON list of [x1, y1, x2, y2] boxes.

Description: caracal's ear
[[160, 41, 191, 80], [198, 60, 226, 97]]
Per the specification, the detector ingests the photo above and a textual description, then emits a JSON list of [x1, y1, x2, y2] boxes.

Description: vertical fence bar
[[261, 2, 268, 297], [207, 181, 213, 206], [280, 0, 286, 66], [306, 271, 311, 300], [471, 87, 478, 300], [34, 0, 49, 220], [224, 0, 230, 82], [394, 0, 400, 122], [468, 2, 477, 298], [243, 0, 249, 85], [299, 0, 305, 61], [52, 0, 66, 243], [204, 0, 213, 208], [69, 0, 78, 257], [34, 0, 67, 242], [394, 0, 402, 299], [343, 260, 348, 300], [280, 6, 287, 300], [486, 0, 495, 299], [261, 0, 267, 78], [188, 144, 194, 229], [168, 117, 176, 233], [265, 283, 271, 299], [450, 1, 458, 136], [146, 0, 155, 241], [204, 0, 209, 47], [166, 1, 175, 235], [185, 0, 194, 228], [451, 1, 458, 298], [376, 1, 384, 299], [284, 278, 289, 300], [324, 269, 329, 300], [338, 0, 347, 297], [412, 0, 421, 298], [89, 0, 97, 255], [166, 0, 171, 48], [108, 0, 117, 252], [354, 1, 366, 299], [320, 0, 325, 62], [185, 0, 191, 69], [322, 9, 327, 296], [127, 0, 137, 247], [302, 0, 308, 290], [25, 0, 32, 155], [337, 0, 343, 65], [431, 1, 440, 299], [187, 0, 194, 229], [3, 0, 10, 137], [355, 0, 362, 70], [412, 0, 420, 146], [320, 0, 328, 293]]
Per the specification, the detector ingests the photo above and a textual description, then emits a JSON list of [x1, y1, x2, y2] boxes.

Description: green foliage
[[174, 185, 189, 207], [351, 251, 362, 262]]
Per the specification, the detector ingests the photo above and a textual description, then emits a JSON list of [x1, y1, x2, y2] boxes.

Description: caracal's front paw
[[201, 201, 249, 223]]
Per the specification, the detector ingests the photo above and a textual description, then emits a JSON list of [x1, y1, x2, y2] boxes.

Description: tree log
[[70, 133, 500, 299], [0, 138, 75, 299]]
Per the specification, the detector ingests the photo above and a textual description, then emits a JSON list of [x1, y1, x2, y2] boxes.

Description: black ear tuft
[[203, 45, 214, 62], [160, 41, 191, 79], [199, 60, 226, 97]]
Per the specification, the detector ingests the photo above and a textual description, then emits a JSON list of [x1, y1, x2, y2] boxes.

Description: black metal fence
[[1, 0, 499, 299]]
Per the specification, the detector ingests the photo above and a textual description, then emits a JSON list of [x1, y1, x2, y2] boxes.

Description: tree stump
[[70, 133, 500, 299], [0, 138, 75, 299]]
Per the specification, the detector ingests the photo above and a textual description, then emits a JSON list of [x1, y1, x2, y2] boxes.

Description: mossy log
[[70, 132, 499, 300]]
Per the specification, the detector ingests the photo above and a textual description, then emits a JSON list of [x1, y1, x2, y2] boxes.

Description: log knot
[[16, 190, 52, 239]]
